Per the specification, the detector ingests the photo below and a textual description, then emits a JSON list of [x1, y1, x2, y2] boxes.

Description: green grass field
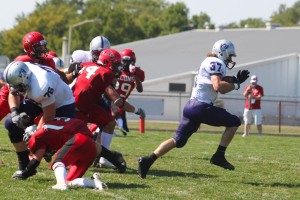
[[0, 121, 299, 200]]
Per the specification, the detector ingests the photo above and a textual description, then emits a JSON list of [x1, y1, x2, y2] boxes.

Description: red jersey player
[[0, 32, 55, 122], [72, 48, 145, 167], [14, 117, 107, 190], [116, 48, 145, 100], [2, 32, 74, 179], [113, 48, 145, 135]]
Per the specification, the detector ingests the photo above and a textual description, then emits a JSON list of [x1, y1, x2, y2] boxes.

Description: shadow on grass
[[92, 167, 216, 179], [107, 182, 149, 189], [242, 181, 300, 188], [148, 169, 217, 179]]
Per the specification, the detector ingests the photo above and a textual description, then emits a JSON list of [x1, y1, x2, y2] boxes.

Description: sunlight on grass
[[0, 121, 299, 199]]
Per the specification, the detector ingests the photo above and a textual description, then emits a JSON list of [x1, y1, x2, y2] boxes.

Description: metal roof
[[113, 27, 300, 81]]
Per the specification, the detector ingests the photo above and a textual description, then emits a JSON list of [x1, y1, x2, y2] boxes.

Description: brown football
[[222, 76, 233, 83]]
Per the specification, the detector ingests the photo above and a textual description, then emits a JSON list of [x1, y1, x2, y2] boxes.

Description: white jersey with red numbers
[[70, 50, 91, 63], [191, 56, 227, 105], [115, 66, 145, 100], [24, 62, 74, 108]]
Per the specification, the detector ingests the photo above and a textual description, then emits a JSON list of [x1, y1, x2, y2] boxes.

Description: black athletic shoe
[[119, 127, 127, 136], [137, 157, 152, 179], [121, 130, 127, 136], [210, 154, 235, 170], [111, 151, 127, 173], [12, 169, 37, 180], [93, 155, 101, 168]]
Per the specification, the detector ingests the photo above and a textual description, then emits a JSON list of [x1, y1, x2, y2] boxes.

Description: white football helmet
[[89, 36, 111, 62], [53, 57, 64, 69], [3, 61, 31, 95], [212, 39, 236, 69]]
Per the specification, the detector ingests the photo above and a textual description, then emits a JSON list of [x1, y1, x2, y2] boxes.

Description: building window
[[169, 83, 186, 92]]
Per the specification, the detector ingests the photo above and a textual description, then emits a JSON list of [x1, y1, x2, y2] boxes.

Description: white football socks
[[52, 162, 67, 185], [101, 131, 112, 149]]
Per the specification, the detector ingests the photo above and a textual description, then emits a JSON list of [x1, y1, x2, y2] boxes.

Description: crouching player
[[14, 117, 126, 190]]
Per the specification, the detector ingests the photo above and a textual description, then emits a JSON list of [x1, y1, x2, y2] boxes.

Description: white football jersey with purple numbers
[[191, 57, 227, 104], [24, 62, 74, 108]]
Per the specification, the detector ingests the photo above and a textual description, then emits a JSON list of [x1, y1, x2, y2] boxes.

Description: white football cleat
[[52, 183, 69, 191], [93, 173, 108, 190], [99, 157, 116, 169]]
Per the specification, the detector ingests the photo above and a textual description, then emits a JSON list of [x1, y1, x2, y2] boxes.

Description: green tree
[[190, 12, 214, 29], [127, 0, 165, 38], [0, 0, 198, 59], [159, 2, 189, 35], [239, 18, 266, 28], [227, 22, 239, 29], [271, 1, 300, 26], [0, 1, 77, 59]]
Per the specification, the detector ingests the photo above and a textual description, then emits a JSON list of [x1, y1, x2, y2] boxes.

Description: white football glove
[[23, 125, 37, 144], [129, 64, 136, 74]]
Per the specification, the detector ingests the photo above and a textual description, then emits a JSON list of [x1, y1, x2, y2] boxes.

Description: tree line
[[1, 0, 300, 60]]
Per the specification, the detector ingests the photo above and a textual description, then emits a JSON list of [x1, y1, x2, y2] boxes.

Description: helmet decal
[[220, 43, 228, 51]]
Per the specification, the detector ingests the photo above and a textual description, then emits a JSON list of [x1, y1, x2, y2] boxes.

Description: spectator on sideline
[[242, 75, 264, 137], [137, 39, 250, 179]]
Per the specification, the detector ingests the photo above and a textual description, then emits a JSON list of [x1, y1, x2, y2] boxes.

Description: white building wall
[[225, 53, 300, 101], [128, 54, 300, 122]]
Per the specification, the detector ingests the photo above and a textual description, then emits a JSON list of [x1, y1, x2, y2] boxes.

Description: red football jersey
[[28, 117, 93, 154], [0, 85, 10, 120], [0, 85, 9, 102], [72, 62, 115, 112], [244, 84, 264, 109], [115, 68, 145, 100], [14, 54, 55, 69]]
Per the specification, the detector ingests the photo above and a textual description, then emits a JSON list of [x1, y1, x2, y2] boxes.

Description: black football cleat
[[210, 154, 235, 170], [111, 151, 127, 173], [93, 155, 101, 168], [137, 157, 152, 179], [120, 129, 127, 136], [12, 169, 37, 180]]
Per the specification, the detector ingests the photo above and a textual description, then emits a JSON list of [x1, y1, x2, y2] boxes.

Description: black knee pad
[[5, 116, 25, 143], [7, 124, 24, 143]]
